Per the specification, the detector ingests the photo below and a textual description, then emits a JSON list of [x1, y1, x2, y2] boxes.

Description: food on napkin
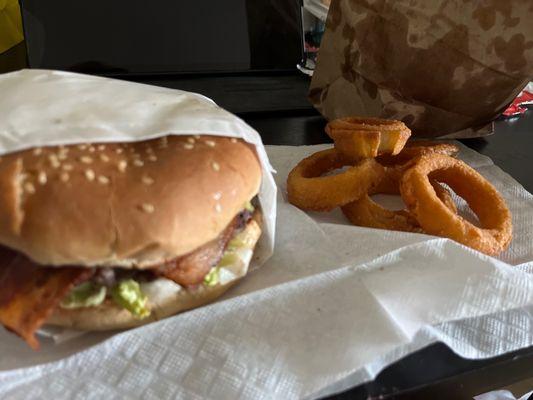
[[287, 116, 513, 256], [0, 136, 263, 349]]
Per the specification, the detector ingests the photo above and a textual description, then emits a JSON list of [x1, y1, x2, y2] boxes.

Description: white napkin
[[1, 143, 532, 399], [0, 70, 532, 399]]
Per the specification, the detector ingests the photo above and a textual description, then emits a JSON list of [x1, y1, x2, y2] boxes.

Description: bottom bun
[[47, 218, 262, 331]]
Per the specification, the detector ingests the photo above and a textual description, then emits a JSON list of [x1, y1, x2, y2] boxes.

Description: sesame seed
[[88, 146, 95, 153], [187, 137, 195, 144], [58, 152, 67, 160], [24, 182, 36, 194], [60, 172, 69, 182], [80, 156, 93, 164], [78, 144, 87, 150], [62, 163, 73, 171], [37, 171, 47, 185], [85, 169, 95, 181], [140, 203, 155, 213], [118, 160, 127, 172], [183, 144, 194, 150], [158, 137, 168, 148], [142, 175, 154, 185], [33, 147, 43, 155], [115, 148, 123, 154], [48, 154, 60, 169], [213, 191, 222, 200], [98, 145, 106, 151], [211, 161, 220, 171], [193, 135, 201, 139], [100, 154, 110, 162], [215, 203, 222, 213], [133, 159, 144, 167], [230, 138, 238, 143], [205, 140, 216, 147], [97, 175, 110, 185], [131, 153, 141, 159], [145, 147, 154, 154], [148, 155, 157, 162]]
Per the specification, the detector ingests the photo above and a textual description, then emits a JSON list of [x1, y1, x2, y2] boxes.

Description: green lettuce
[[60, 282, 107, 309], [111, 279, 151, 319], [203, 267, 220, 287]]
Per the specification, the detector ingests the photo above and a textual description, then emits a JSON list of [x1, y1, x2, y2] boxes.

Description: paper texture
[[0, 69, 277, 264], [1, 141, 532, 399], [309, 0, 533, 138], [475, 390, 533, 400]]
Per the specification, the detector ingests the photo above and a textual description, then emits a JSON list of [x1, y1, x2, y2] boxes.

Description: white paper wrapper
[[1, 72, 533, 399], [0, 69, 277, 264]]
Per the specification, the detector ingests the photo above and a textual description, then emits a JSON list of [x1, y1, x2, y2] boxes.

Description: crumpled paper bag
[[309, 0, 533, 138], [1, 142, 532, 399]]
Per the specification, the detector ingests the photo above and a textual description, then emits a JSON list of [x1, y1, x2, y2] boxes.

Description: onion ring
[[375, 141, 460, 194], [325, 117, 411, 161], [287, 148, 385, 211], [377, 140, 459, 167], [342, 172, 457, 233], [400, 154, 512, 256]]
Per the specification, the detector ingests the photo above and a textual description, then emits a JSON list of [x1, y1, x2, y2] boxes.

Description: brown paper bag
[[309, 0, 533, 138]]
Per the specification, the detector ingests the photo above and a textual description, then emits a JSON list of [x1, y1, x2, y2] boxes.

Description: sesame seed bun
[[47, 218, 261, 330], [0, 135, 262, 268]]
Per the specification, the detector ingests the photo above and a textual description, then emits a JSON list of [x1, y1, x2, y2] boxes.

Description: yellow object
[[0, 0, 23, 54]]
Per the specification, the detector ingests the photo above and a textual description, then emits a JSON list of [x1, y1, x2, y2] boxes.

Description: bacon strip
[[0, 210, 253, 348], [154, 211, 251, 286], [0, 247, 93, 349]]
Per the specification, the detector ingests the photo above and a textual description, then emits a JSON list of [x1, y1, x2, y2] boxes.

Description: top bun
[[0, 136, 261, 267]]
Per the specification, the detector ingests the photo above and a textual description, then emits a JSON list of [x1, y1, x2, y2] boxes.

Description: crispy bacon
[[0, 247, 93, 349], [154, 211, 252, 286], [0, 210, 253, 348]]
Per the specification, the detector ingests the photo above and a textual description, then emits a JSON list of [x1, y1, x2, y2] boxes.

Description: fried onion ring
[[342, 172, 457, 233], [325, 117, 411, 161], [400, 154, 512, 256], [374, 141, 460, 194], [287, 148, 385, 211], [377, 140, 459, 167]]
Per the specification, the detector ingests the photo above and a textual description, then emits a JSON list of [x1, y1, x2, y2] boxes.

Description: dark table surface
[[1, 44, 532, 399]]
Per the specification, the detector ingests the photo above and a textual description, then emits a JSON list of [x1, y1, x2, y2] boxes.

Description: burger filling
[[0, 202, 258, 349], [61, 204, 256, 315]]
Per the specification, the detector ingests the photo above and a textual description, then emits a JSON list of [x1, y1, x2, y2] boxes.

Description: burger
[[0, 135, 263, 349]]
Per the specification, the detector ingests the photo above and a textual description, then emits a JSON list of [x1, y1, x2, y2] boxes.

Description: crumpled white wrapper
[[0, 69, 277, 263], [1, 71, 533, 399]]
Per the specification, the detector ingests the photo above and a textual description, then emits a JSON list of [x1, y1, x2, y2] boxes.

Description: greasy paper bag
[[0, 68, 276, 266], [309, 0, 533, 137]]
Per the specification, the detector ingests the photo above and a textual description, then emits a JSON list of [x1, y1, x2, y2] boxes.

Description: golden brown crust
[[400, 154, 512, 256], [0, 136, 261, 267], [325, 117, 411, 161]]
